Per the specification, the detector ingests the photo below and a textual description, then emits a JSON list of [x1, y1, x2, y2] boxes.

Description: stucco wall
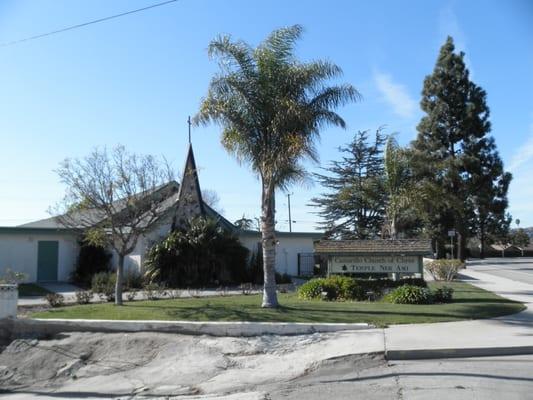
[[239, 233, 319, 276], [109, 222, 172, 275], [0, 232, 79, 282]]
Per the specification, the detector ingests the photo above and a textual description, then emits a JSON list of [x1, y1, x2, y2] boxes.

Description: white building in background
[[0, 145, 322, 283]]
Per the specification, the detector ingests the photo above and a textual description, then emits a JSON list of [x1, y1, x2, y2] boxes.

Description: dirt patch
[[0, 330, 384, 399]]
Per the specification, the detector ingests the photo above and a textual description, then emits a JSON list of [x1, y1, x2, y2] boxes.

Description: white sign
[[330, 256, 420, 274], [448, 230, 456, 237]]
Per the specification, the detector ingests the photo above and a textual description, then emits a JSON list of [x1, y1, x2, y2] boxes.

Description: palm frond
[[260, 24, 304, 62]]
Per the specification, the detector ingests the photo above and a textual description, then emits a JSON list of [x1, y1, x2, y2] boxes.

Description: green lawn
[[18, 283, 52, 297], [31, 282, 525, 326]]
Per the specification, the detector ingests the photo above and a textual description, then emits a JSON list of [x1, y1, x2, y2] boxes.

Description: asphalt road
[[467, 257, 533, 285], [269, 354, 533, 400]]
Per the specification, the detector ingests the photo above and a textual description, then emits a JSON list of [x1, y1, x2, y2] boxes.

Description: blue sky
[[0, 0, 532, 231]]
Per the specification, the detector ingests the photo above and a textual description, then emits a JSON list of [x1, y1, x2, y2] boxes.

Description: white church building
[[0, 145, 322, 283]]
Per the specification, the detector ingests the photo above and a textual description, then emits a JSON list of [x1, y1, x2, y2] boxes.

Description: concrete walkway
[[18, 282, 82, 306], [384, 264, 533, 359], [18, 285, 265, 307]]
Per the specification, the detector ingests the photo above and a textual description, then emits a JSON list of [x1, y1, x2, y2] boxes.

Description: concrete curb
[[386, 346, 533, 360], [13, 318, 372, 338]]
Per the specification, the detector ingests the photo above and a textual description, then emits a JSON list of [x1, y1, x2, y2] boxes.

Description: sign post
[[448, 230, 456, 259]]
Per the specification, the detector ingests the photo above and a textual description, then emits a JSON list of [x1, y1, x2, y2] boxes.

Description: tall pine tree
[[311, 129, 386, 239], [412, 36, 511, 259]]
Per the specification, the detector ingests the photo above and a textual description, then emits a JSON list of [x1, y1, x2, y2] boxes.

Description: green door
[[37, 241, 58, 282]]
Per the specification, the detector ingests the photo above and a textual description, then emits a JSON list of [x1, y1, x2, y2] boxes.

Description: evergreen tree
[[510, 229, 530, 256], [311, 129, 386, 239], [412, 36, 509, 259], [465, 136, 512, 258]]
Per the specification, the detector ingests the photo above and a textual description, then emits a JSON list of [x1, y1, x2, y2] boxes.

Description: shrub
[[45, 293, 65, 307], [75, 290, 93, 305], [298, 278, 327, 300], [123, 270, 144, 289], [276, 273, 292, 284], [91, 272, 116, 302], [298, 276, 428, 302], [143, 282, 167, 300], [71, 243, 112, 287], [324, 275, 365, 301], [144, 217, 250, 287], [126, 289, 138, 302], [425, 259, 464, 281], [386, 285, 433, 304], [433, 286, 454, 303], [298, 276, 366, 301], [0, 268, 27, 284], [167, 288, 183, 299]]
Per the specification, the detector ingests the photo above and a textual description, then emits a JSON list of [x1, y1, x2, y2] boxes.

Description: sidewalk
[[18, 282, 81, 306], [18, 286, 264, 307], [384, 266, 533, 359]]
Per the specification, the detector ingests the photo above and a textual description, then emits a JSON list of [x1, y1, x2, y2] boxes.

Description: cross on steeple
[[187, 115, 192, 144]]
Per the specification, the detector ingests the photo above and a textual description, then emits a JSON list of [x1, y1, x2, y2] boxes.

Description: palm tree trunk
[[115, 254, 124, 306], [390, 214, 397, 239], [261, 179, 278, 308]]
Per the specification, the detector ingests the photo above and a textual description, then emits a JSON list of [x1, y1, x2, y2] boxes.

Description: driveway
[[467, 257, 533, 285]]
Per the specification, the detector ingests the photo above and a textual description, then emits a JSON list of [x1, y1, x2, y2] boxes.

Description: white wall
[[109, 222, 172, 275], [0, 232, 79, 282], [239, 233, 318, 276]]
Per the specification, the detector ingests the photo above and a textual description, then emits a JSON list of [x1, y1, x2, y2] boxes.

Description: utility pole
[[287, 193, 292, 233]]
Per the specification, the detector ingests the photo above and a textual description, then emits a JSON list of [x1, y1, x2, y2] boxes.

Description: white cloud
[[373, 72, 416, 119], [509, 123, 533, 172]]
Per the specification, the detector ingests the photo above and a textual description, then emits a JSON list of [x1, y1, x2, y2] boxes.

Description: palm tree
[[195, 25, 359, 307], [383, 136, 411, 239]]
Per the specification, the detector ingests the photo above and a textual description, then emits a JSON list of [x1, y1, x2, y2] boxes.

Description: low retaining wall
[[13, 318, 371, 338], [0, 284, 17, 319]]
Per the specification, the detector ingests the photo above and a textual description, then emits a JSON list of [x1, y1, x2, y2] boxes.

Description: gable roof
[[18, 179, 236, 232], [314, 239, 432, 255]]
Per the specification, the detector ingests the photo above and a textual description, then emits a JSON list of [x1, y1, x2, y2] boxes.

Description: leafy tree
[[195, 25, 359, 307], [54, 145, 173, 305], [510, 229, 530, 256], [202, 189, 224, 214], [411, 36, 508, 260], [311, 130, 386, 239]]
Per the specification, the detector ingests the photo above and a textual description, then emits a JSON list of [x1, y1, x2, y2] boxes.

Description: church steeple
[[173, 143, 205, 228]]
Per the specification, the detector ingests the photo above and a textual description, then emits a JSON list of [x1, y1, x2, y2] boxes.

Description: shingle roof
[[18, 180, 237, 232], [314, 239, 432, 255]]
